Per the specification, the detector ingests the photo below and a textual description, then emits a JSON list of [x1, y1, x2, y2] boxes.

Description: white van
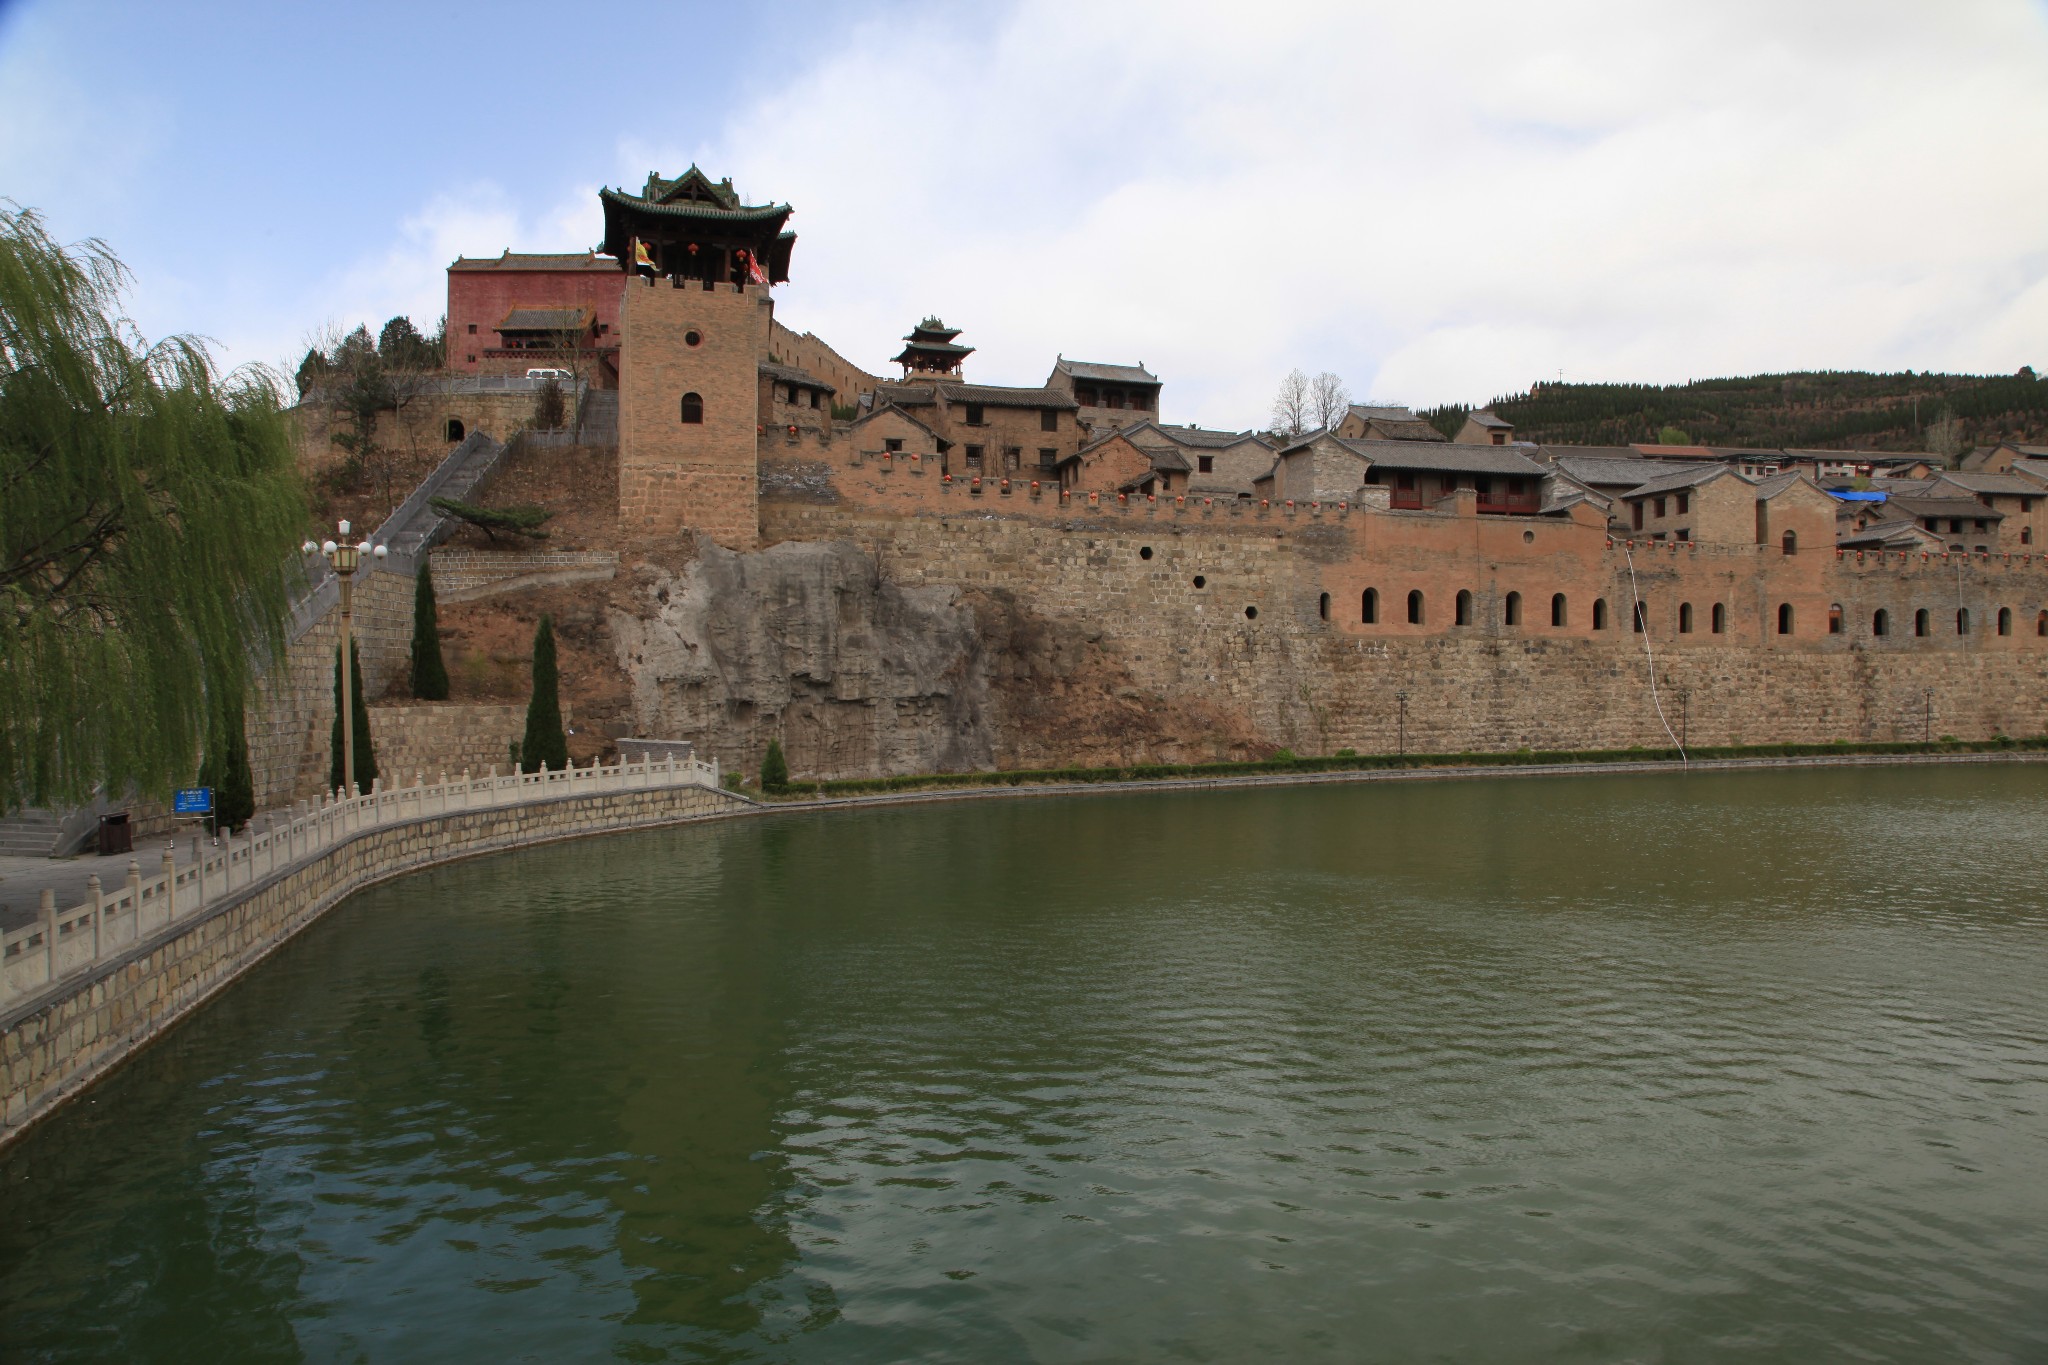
[[526, 368, 572, 381]]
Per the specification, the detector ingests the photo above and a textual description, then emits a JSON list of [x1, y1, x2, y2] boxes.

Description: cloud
[[658, 0, 2048, 418]]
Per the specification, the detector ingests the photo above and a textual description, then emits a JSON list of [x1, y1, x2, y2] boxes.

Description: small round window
[[1139, 546, 1153, 560], [684, 329, 703, 348], [1192, 574, 1207, 589]]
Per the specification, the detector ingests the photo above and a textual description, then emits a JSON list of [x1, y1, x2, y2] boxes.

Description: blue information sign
[[173, 787, 213, 815]]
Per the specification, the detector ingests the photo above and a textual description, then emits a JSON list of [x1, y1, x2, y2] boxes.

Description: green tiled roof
[[600, 187, 791, 225]]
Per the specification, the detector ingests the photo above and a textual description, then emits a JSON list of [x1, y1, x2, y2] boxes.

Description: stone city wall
[[0, 780, 746, 1145], [365, 702, 529, 784], [749, 500, 2048, 763]]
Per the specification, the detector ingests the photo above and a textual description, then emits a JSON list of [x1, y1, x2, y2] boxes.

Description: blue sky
[[4, 0, 2046, 425]]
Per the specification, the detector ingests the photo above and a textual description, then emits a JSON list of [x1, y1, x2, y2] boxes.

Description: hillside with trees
[[1421, 369, 2047, 454]]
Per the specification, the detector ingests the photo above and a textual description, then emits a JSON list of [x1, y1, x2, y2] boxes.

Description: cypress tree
[[410, 564, 449, 700], [329, 640, 378, 794], [210, 694, 255, 832], [521, 614, 568, 772], [760, 738, 789, 792]]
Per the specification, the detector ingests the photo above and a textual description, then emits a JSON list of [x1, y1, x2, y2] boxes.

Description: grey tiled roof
[[1131, 422, 1271, 451], [1751, 471, 1810, 499], [1363, 418, 1448, 442], [1624, 464, 1748, 498], [1466, 409, 1512, 428], [875, 383, 937, 407], [1054, 358, 1160, 385], [1934, 472, 2040, 496], [937, 383, 1079, 410], [451, 251, 613, 271], [2009, 458, 2048, 483], [760, 362, 836, 393], [1348, 404, 1419, 422], [498, 307, 590, 331], [1554, 453, 1688, 487], [1329, 437, 1545, 477], [1888, 496, 2004, 520]]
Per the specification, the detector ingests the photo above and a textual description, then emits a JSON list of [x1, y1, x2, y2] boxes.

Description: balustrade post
[[40, 888, 56, 983], [194, 834, 206, 909], [162, 842, 177, 921], [126, 860, 142, 940], [87, 873, 103, 959]]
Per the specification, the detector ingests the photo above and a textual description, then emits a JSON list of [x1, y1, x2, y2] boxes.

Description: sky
[[3, 0, 2045, 428]]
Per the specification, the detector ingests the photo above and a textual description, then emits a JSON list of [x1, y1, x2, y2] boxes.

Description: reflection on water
[[3, 767, 2046, 1362]]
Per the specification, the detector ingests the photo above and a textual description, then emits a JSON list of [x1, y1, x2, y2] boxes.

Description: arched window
[[1632, 601, 1647, 633], [1455, 590, 1473, 626], [1712, 603, 1726, 634], [1318, 592, 1331, 622], [1777, 603, 1794, 635], [1915, 608, 1929, 637], [1504, 591, 1522, 626], [1828, 603, 1843, 635], [680, 391, 704, 424], [1997, 607, 2012, 636], [1678, 602, 1693, 634], [1361, 588, 1378, 624], [1407, 590, 1424, 625], [1957, 608, 1970, 635], [1873, 608, 1889, 637], [444, 417, 465, 441], [1551, 593, 1567, 627], [1592, 598, 1608, 630], [2024, 527, 2035, 546], [1781, 530, 1798, 556]]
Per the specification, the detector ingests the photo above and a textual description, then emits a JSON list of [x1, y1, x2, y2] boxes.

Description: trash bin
[[98, 811, 132, 856]]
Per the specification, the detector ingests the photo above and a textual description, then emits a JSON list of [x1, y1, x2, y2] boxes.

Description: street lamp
[[303, 519, 387, 795]]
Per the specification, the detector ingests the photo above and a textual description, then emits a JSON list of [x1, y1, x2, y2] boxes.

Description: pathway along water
[[2, 766, 2044, 1361]]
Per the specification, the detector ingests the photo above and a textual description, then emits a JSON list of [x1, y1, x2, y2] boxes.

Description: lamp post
[[303, 520, 387, 795]]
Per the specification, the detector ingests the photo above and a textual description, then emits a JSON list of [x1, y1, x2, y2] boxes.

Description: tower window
[[1957, 608, 1970, 635], [1504, 591, 1521, 626], [1777, 603, 1795, 635], [680, 391, 703, 424], [1712, 603, 1726, 634], [684, 330, 702, 347], [1407, 590, 1424, 625], [1455, 590, 1473, 626], [1551, 593, 1567, 627], [1997, 607, 2012, 636], [1679, 602, 1693, 633], [1873, 609, 1889, 637], [1362, 588, 1378, 624], [1592, 598, 1608, 630], [1915, 608, 1929, 637], [466, 323, 477, 334], [1828, 603, 1843, 635], [1318, 592, 1330, 622], [1782, 531, 1797, 555]]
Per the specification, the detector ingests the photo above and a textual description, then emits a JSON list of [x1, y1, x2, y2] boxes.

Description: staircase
[[0, 809, 66, 858], [576, 390, 618, 446]]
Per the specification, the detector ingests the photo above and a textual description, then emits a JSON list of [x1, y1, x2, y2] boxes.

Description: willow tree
[[0, 204, 306, 811]]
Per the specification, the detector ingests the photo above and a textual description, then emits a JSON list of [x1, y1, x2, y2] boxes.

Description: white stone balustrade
[[0, 751, 720, 1011]]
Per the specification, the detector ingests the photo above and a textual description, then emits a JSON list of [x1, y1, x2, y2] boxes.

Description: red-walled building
[[445, 251, 629, 385]]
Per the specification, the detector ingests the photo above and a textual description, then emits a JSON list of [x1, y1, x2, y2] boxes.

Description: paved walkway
[[0, 836, 216, 935]]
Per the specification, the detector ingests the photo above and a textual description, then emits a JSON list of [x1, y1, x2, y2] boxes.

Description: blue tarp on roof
[[1831, 490, 1888, 502]]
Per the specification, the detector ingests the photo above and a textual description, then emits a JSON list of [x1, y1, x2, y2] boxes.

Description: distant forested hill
[[1421, 369, 2047, 450]]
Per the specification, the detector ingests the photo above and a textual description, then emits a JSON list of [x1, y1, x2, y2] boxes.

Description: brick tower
[[601, 169, 795, 548]]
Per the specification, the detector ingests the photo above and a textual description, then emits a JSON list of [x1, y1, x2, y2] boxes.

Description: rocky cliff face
[[607, 538, 1269, 781]]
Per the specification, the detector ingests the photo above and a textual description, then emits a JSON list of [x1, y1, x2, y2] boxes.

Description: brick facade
[[617, 279, 773, 547]]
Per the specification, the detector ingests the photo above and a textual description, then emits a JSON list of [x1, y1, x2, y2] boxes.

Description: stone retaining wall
[[366, 702, 530, 784], [0, 782, 747, 1146]]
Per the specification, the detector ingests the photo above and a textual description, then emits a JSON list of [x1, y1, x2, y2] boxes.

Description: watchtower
[[602, 168, 795, 548]]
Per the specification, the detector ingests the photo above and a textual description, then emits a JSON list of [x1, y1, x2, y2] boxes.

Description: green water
[[2, 767, 2046, 1362]]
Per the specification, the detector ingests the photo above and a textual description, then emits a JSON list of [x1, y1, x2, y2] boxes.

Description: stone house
[[847, 404, 944, 462], [1620, 465, 1752, 543], [872, 381, 1079, 479], [1453, 409, 1514, 444], [1263, 434, 1547, 512], [759, 362, 836, 436], [1928, 472, 2044, 550], [1335, 405, 1446, 443], [1120, 421, 1274, 499], [1057, 431, 1177, 494], [1045, 358, 1161, 437]]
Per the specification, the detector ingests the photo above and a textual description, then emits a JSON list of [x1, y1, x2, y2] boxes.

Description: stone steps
[[0, 809, 66, 858]]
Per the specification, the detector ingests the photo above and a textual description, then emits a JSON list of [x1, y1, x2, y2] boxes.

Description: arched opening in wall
[[1915, 608, 1929, 637], [1679, 602, 1694, 633], [680, 391, 704, 424], [1504, 591, 1521, 626], [1828, 603, 1843, 635], [1592, 598, 1608, 630], [1777, 603, 1794, 635], [1873, 608, 1890, 637], [1361, 588, 1378, 624], [1407, 590, 1425, 625], [1551, 593, 1567, 627], [1455, 590, 1473, 626], [1318, 592, 1330, 621], [1711, 602, 1726, 634], [444, 417, 465, 441], [2024, 527, 2035, 546], [1632, 601, 1647, 633], [2038, 609, 2047, 637], [1957, 608, 1971, 635], [1781, 530, 1798, 556], [1997, 607, 2012, 636]]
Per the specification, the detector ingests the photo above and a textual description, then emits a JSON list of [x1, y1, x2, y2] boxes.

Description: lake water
[[3, 766, 2046, 1362]]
